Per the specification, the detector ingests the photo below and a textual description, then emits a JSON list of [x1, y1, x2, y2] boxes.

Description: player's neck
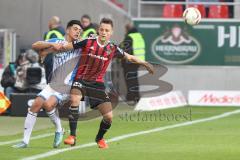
[[97, 36, 108, 47], [65, 36, 72, 42]]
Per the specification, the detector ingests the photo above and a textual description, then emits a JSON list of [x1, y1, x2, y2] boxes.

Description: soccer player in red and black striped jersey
[[52, 18, 154, 148]]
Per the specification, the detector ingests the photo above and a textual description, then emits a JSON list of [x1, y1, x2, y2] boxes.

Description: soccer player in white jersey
[[12, 20, 82, 148]]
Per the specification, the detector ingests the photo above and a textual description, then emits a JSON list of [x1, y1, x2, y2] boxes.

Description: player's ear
[[66, 28, 70, 34]]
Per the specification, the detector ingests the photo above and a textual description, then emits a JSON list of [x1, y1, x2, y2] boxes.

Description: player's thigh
[[43, 95, 58, 112], [29, 96, 45, 113], [97, 102, 113, 121]]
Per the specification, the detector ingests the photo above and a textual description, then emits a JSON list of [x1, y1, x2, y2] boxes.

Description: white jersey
[[53, 47, 80, 73], [38, 38, 81, 102], [47, 38, 80, 73]]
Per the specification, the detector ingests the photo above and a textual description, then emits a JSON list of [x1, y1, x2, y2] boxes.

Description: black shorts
[[71, 79, 110, 109]]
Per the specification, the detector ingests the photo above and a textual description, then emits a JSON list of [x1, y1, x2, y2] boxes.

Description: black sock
[[95, 119, 112, 142], [68, 106, 79, 136]]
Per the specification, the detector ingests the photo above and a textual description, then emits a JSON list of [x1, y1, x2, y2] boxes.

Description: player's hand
[[51, 43, 63, 51], [144, 62, 154, 74]]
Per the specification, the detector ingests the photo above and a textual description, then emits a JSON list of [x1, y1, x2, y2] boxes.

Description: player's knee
[[43, 101, 53, 111], [70, 94, 81, 106], [29, 97, 44, 112], [103, 114, 113, 123], [29, 103, 41, 113]]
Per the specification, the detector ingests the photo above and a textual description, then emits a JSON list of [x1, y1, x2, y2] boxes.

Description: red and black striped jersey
[[72, 36, 125, 82]]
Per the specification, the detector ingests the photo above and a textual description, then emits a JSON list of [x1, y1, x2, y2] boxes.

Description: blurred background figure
[[120, 22, 146, 104], [14, 49, 46, 93], [80, 14, 97, 39], [0, 49, 46, 115], [1, 53, 25, 99], [44, 16, 65, 41], [43, 16, 65, 83]]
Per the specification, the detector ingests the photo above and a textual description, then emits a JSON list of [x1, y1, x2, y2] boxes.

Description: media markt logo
[[151, 25, 201, 64]]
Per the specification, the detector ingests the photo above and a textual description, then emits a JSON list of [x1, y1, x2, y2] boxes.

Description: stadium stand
[[208, 5, 229, 18], [162, 4, 183, 18], [137, 1, 234, 19]]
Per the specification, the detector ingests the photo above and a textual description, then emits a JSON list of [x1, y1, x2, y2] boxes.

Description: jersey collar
[[96, 36, 109, 48]]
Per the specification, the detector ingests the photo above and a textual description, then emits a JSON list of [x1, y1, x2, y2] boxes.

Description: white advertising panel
[[188, 90, 240, 106]]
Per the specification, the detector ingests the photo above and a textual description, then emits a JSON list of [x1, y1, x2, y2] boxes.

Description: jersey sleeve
[[114, 45, 125, 58], [121, 36, 133, 55], [72, 39, 88, 49]]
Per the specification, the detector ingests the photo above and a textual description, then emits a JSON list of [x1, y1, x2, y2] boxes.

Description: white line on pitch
[[0, 133, 54, 146], [21, 109, 240, 160]]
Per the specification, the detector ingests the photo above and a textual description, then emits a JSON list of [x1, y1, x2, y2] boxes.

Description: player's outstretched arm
[[32, 41, 53, 51], [51, 42, 73, 52], [32, 41, 61, 57], [123, 52, 154, 74]]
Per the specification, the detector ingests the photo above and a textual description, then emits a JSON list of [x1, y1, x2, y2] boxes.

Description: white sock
[[47, 108, 62, 132], [79, 101, 86, 114], [23, 111, 37, 144]]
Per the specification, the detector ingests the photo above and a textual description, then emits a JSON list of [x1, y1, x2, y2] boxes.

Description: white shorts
[[37, 84, 69, 103]]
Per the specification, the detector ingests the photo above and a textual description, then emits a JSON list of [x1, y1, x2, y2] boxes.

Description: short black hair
[[81, 14, 91, 21], [66, 20, 82, 29], [100, 18, 113, 28]]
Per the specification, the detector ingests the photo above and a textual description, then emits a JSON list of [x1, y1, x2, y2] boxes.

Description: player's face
[[67, 24, 82, 40], [98, 23, 113, 42]]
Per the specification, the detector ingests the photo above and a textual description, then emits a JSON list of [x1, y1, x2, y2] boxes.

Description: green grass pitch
[[0, 105, 239, 160]]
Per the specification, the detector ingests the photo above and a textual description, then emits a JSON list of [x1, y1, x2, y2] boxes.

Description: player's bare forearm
[[51, 42, 73, 52], [32, 41, 57, 56], [124, 53, 154, 74], [32, 41, 53, 51]]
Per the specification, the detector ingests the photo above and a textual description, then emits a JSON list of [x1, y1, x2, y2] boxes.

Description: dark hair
[[66, 20, 82, 29], [15, 52, 25, 66], [100, 18, 113, 28], [81, 14, 91, 21]]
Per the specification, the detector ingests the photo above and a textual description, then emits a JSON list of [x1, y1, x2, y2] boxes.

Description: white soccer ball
[[183, 7, 201, 25]]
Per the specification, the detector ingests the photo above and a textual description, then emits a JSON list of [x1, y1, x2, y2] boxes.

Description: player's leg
[[85, 81, 112, 148], [43, 95, 62, 133], [12, 96, 44, 148], [64, 88, 82, 146], [95, 102, 113, 149], [43, 95, 64, 148]]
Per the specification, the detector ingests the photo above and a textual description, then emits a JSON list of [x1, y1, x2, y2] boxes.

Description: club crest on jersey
[[107, 43, 115, 55], [106, 49, 111, 55]]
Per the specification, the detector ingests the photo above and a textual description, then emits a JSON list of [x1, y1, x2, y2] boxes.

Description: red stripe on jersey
[[75, 38, 118, 82], [75, 39, 94, 79], [95, 44, 116, 82], [85, 44, 104, 80], [82, 40, 99, 80]]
